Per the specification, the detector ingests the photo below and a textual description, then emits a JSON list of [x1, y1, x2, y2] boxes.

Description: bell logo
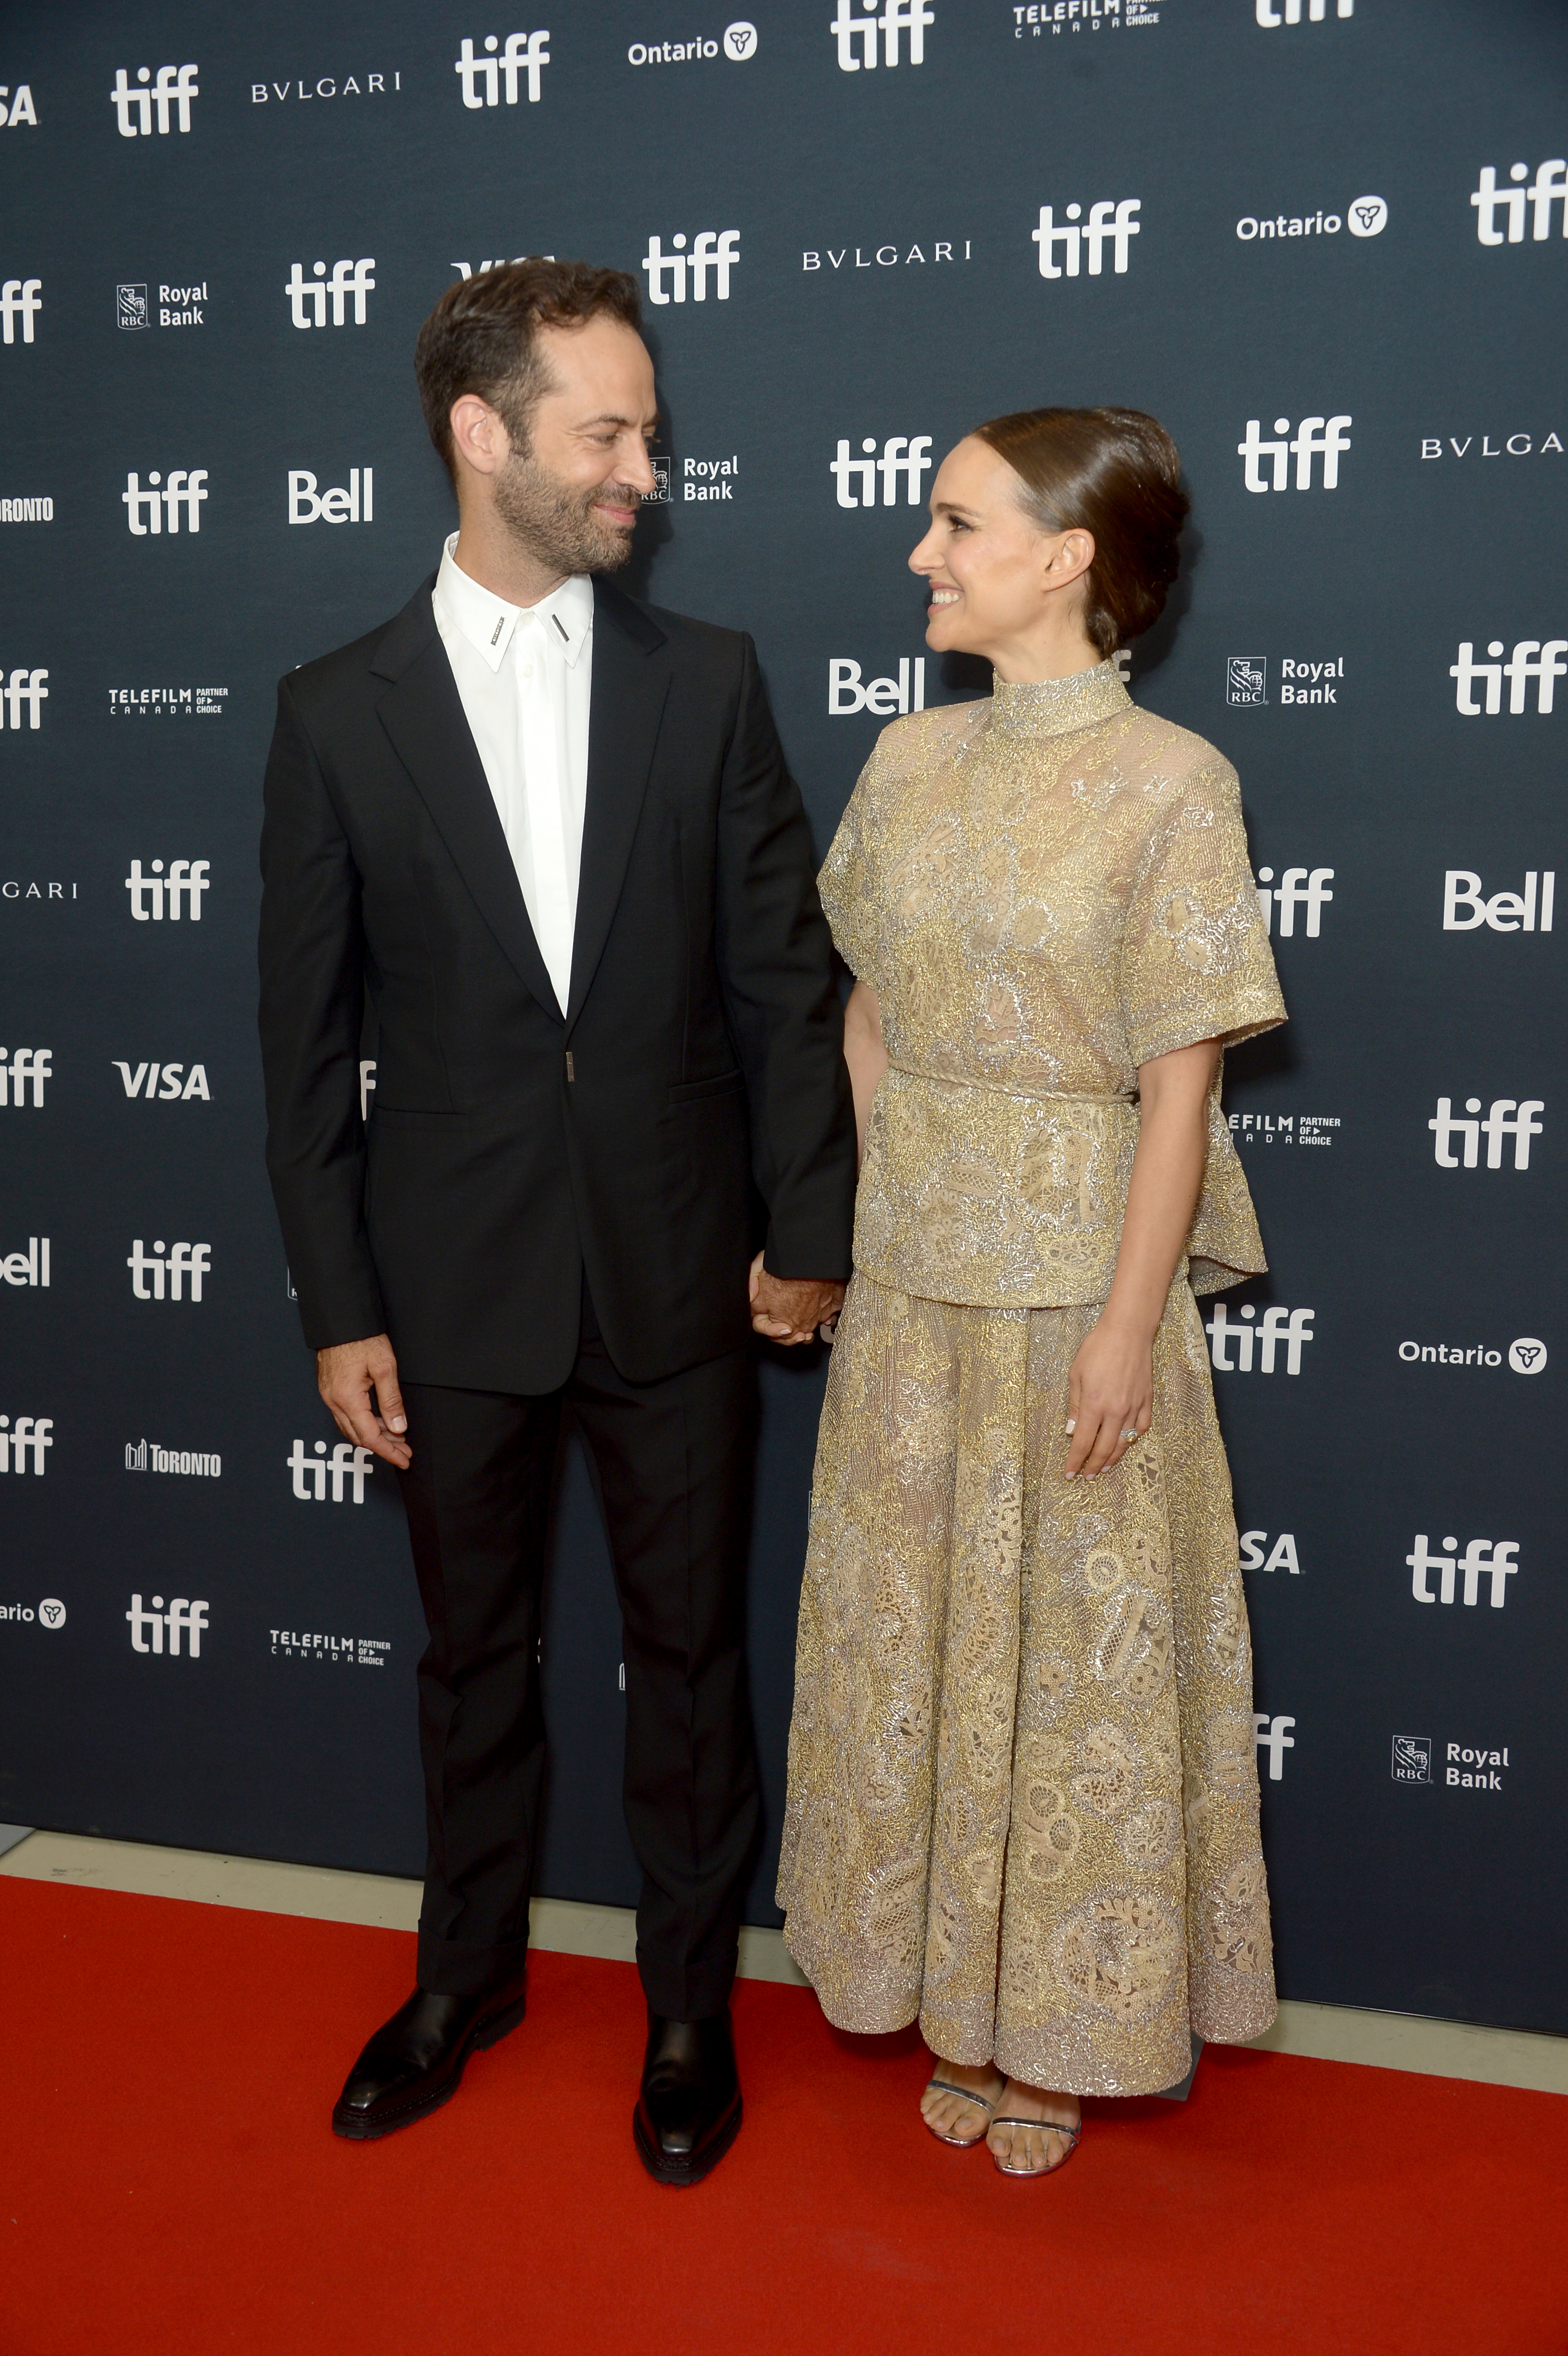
[[828, 657, 926, 716], [127, 1241, 211, 1301], [1470, 160, 1568, 247], [1240, 1530, 1301, 1576], [454, 32, 550, 107], [1033, 200, 1141, 280], [126, 1595, 209, 1656], [1238, 415, 1352, 493], [288, 1438, 374, 1502], [288, 469, 374, 524], [831, 0, 933, 71], [1254, 1713, 1296, 1780], [0, 1048, 51, 1105], [1428, 1098, 1543, 1170], [284, 261, 375, 330], [1205, 1303, 1314, 1373], [0, 279, 42, 345], [109, 65, 199, 138], [831, 435, 934, 509], [125, 860, 210, 921], [1449, 640, 1567, 715], [0, 1416, 53, 1474], [642, 232, 740, 305], [1443, 870, 1555, 932], [1406, 1534, 1518, 1609]]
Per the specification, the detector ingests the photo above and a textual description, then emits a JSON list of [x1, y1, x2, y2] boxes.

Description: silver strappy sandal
[[988, 2111, 1081, 2177], [922, 2074, 1004, 2148]]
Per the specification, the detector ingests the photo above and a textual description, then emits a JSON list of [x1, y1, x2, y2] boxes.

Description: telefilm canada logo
[[454, 32, 550, 107], [1034, 199, 1140, 279], [1012, 2, 1165, 44], [831, 0, 932, 71], [110, 65, 198, 137], [116, 281, 207, 330], [271, 1626, 391, 1665], [109, 686, 228, 718]]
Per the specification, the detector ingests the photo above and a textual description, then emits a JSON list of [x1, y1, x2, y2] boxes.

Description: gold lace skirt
[[777, 1270, 1277, 2097]]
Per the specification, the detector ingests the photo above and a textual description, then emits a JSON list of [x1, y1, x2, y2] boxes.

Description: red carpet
[[4, 1878, 1565, 2356]]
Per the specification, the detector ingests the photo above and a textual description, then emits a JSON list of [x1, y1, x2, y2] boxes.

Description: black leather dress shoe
[[632, 2006, 742, 2185], [331, 1980, 526, 2141]]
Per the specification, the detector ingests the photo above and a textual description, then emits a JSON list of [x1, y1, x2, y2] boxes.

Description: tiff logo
[[126, 1594, 208, 1656], [128, 1240, 211, 1301], [1255, 867, 1333, 937], [1407, 1534, 1518, 1609], [1, 666, 47, 728], [1428, 1097, 1543, 1170], [288, 1437, 374, 1502], [831, 0, 933, 70], [289, 469, 373, 524], [1205, 1303, 1315, 1373], [1256, 0, 1352, 19], [122, 470, 207, 534], [1254, 1713, 1296, 1780], [1449, 640, 1566, 715], [1471, 161, 1568, 246], [832, 435, 933, 509], [1444, 870, 1555, 933], [1, 278, 41, 344], [642, 232, 740, 305], [1033, 200, 1140, 279], [0, 1048, 51, 1106], [0, 1415, 52, 1473], [455, 32, 550, 106], [114, 1059, 210, 1101], [1239, 415, 1352, 492], [284, 260, 375, 329], [125, 860, 209, 921], [110, 65, 199, 137]]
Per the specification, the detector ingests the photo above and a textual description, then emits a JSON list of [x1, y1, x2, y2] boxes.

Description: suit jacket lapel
[[567, 580, 670, 1029], [371, 580, 561, 1023]]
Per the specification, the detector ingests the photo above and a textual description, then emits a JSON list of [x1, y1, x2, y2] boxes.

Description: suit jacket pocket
[[665, 1070, 743, 1105]]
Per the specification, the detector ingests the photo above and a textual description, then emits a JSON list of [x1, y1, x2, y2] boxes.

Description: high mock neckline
[[987, 661, 1131, 737]]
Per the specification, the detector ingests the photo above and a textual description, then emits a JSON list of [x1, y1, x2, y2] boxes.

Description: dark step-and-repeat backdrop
[[2, 0, 1563, 2037]]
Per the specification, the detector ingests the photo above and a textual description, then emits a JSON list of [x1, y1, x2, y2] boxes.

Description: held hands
[[1063, 1313, 1153, 1480], [749, 1252, 846, 1346], [317, 1333, 412, 1470]]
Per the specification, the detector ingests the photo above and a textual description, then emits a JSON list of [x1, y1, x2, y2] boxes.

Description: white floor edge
[[3, 1828, 1563, 2095]]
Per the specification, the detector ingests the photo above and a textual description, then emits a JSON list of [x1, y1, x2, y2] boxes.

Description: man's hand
[[317, 1333, 412, 1470], [750, 1253, 846, 1346]]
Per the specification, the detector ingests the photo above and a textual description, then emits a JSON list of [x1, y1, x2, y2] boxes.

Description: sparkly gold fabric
[[818, 664, 1285, 1305], [777, 668, 1283, 2094]]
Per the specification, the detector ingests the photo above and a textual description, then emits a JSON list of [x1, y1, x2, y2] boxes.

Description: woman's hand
[[1063, 1314, 1153, 1479]]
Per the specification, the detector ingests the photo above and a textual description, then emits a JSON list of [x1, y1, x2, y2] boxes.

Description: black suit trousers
[[398, 1294, 760, 2019]]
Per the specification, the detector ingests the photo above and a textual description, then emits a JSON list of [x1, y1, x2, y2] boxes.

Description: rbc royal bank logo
[[454, 32, 550, 106], [831, 435, 933, 508], [1470, 161, 1568, 246], [1033, 199, 1140, 279], [831, 0, 932, 70], [1428, 1097, 1543, 1170], [1238, 415, 1351, 492], [1391, 1734, 1430, 1785], [1449, 640, 1566, 715], [1, 279, 41, 344], [642, 232, 740, 305], [110, 65, 199, 137]]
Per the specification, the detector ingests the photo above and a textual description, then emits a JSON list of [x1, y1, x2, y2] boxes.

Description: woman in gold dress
[[777, 409, 1286, 2177]]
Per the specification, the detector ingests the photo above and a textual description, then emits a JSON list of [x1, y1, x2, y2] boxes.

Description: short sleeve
[[817, 746, 885, 987], [1120, 758, 1285, 1067]]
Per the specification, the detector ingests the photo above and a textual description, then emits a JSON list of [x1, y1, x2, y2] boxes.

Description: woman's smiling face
[[908, 435, 1095, 675]]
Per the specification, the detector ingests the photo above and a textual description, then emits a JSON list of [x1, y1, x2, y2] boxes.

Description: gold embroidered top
[[819, 663, 1286, 1307]]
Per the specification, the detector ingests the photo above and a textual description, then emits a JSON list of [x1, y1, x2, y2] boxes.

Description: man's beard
[[492, 447, 641, 577]]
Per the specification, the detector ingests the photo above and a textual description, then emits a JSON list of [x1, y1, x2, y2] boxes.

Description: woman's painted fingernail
[[1064, 1419, 1076, 1435]]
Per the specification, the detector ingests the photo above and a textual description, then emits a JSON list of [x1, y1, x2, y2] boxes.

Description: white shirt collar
[[434, 534, 594, 674]]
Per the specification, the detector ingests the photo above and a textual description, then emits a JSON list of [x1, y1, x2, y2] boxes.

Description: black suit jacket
[[258, 573, 856, 1391]]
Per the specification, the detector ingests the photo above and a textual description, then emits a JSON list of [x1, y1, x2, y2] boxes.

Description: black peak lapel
[[567, 581, 671, 1029], [374, 594, 561, 1024]]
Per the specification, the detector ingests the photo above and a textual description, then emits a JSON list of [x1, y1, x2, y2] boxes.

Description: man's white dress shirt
[[432, 533, 593, 1015]]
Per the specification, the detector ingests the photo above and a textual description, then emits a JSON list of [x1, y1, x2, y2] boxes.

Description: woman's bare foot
[[986, 2077, 1081, 2176], [920, 2057, 1006, 2147]]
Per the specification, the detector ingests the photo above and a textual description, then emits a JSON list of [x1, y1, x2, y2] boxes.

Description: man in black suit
[[258, 261, 855, 2182]]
